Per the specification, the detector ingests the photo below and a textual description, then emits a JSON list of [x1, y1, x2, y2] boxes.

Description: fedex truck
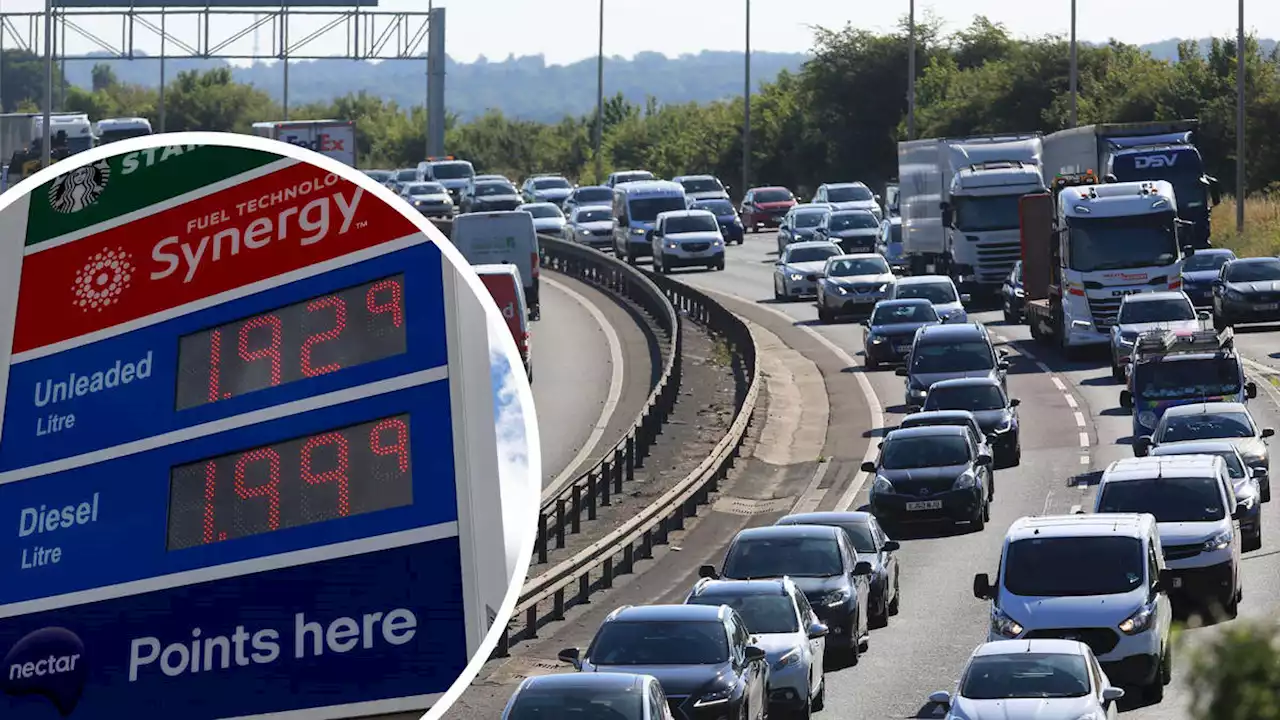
[[251, 119, 356, 168]]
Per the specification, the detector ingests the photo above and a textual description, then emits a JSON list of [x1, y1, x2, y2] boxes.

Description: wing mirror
[[1254, 466, 1266, 477], [1263, 428, 1276, 439], [744, 646, 767, 663], [975, 454, 992, 467], [860, 461, 877, 474], [1247, 381, 1259, 399], [807, 622, 829, 639], [860, 317, 870, 326], [1101, 686, 1125, 702], [1198, 310, 1211, 321], [997, 360, 1010, 370], [1232, 505, 1245, 521], [1009, 398, 1021, 407], [960, 294, 971, 303], [895, 367, 909, 377], [1134, 436, 1153, 457], [928, 690, 952, 706], [698, 565, 719, 579], [558, 647, 582, 669], [1120, 390, 1134, 409], [853, 561, 873, 576], [972, 572, 994, 600], [883, 540, 900, 552]]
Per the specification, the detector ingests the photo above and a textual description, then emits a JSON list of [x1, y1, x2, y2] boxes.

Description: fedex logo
[[1132, 153, 1178, 169], [281, 133, 346, 152]]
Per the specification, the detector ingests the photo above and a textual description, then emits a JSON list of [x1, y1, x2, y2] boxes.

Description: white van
[[474, 264, 532, 382], [452, 211, 541, 320], [1092, 455, 1242, 616], [972, 513, 1174, 702]]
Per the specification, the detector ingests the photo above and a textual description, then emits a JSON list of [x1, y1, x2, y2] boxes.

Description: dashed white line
[[1051, 377, 1067, 391], [1079, 455, 1091, 465], [1079, 432, 1090, 447], [1064, 394, 1078, 409], [1073, 411, 1087, 427]]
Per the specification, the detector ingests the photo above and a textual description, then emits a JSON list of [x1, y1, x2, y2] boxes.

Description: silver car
[[815, 253, 895, 323], [1150, 439, 1265, 550], [1135, 401, 1274, 501], [773, 241, 842, 300], [563, 205, 615, 249], [889, 275, 970, 323], [1109, 291, 1204, 381], [518, 202, 566, 234], [928, 639, 1124, 720]]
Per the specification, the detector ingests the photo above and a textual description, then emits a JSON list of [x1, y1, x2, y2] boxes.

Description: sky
[[5, 1, 1278, 68], [488, 315, 535, 579]]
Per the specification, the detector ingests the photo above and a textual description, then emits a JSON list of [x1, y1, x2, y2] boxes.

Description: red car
[[739, 186, 797, 229]]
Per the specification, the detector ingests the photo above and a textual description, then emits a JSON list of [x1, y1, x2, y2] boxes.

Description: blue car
[[1180, 248, 1236, 308], [690, 198, 745, 244]]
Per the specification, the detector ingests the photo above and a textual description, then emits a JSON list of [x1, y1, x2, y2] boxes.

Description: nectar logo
[[2, 626, 87, 716], [72, 247, 135, 312]]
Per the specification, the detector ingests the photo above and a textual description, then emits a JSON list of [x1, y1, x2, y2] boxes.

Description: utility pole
[[742, 0, 751, 197], [594, 0, 604, 184], [1069, 0, 1078, 127], [41, 0, 52, 168], [1236, 0, 1246, 233], [906, 0, 916, 140]]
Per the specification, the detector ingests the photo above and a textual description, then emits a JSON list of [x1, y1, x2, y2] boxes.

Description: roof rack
[[1051, 170, 1101, 190], [1133, 327, 1233, 362]]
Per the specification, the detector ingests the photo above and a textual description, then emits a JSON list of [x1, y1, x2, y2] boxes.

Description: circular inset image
[[0, 132, 539, 720]]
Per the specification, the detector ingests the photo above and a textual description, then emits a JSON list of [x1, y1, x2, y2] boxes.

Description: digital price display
[[166, 414, 414, 550], [174, 275, 408, 410]]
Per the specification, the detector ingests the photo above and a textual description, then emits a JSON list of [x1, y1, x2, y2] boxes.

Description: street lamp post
[[41, 0, 52, 168], [742, 0, 751, 197], [1069, 0, 1078, 127], [906, 0, 916, 140], [594, 0, 604, 184], [1236, 0, 1246, 233]]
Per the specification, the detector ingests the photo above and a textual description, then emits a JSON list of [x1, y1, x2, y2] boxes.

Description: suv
[[1092, 456, 1243, 617], [972, 514, 1174, 701], [558, 605, 769, 720], [897, 323, 1009, 409]]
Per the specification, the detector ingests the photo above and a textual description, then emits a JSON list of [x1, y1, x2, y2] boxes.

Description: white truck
[[96, 117, 153, 144], [1021, 172, 1192, 358], [897, 134, 1046, 297], [251, 119, 356, 167]]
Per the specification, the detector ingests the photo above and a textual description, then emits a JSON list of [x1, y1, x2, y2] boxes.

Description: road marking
[[791, 459, 833, 514], [1073, 411, 1086, 427], [1051, 377, 1067, 391], [1080, 455, 1090, 465], [1064, 394, 1078, 409], [1035, 360, 1052, 373], [1079, 432, 1090, 447], [694, 287, 883, 513], [543, 276, 626, 488]]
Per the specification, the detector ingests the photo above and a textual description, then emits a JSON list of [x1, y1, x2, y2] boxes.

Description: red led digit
[[202, 459, 217, 544], [366, 279, 404, 328], [301, 295, 348, 378], [238, 314, 283, 387], [206, 329, 233, 403], [301, 431, 351, 516], [234, 448, 282, 530], [370, 418, 410, 472]]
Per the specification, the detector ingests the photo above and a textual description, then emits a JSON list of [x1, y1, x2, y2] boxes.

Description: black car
[[689, 198, 744, 244], [699, 525, 872, 662], [1212, 256, 1280, 329], [776, 206, 830, 254], [773, 512, 901, 628], [918, 376, 1021, 467], [864, 425, 993, 531], [814, 209, 881, 254], [861, 298, 942, 368], [558, 604, 769, 720], [462, 180, 522, 213], [1000, 261, 1024, 323]]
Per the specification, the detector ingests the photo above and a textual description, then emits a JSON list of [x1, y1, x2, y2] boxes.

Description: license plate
[[894, 345, 911, 354], [905, 500, 943, 511], [1171, 577, 1183, 588], [1254, 303, 1279, 311]]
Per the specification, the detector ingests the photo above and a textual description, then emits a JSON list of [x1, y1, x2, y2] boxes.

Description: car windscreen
[[576, 208, 612, 223], [829, 212, 879, 230], [396, 169, 417, 181], [1003, 536, 1144, 596], [681, 178, 723, 193], [431, 162, 474, 179], [1159, 411, 1256, 442], [686, 594, 798, 634], [880, 434, 970, 469], [960, 653, 1091, 700], [1118, 298, 1195, 324], [695, 200, 734, 215], [1224, 259, 1280, 283], [588, 621, 728, 665], [616, 172, 655, 184], [827, 258, 889, 277], [1067, 212, 1178, 273], [911, 340, 994, 373], [363, 170, 391, 181], [786, 246, 840, 264], [899, 416, 976, 436], [794, 211, 826, 228], [665, 215, 718, 234], [723, 536, 842, 578], [1096, 475, 1225, 523], [524, 205, 562, 218], [953, 194, 1022, 233], [476, 182, 515, 196], [826, 186, 873, 202], [508, 685, 644, 720], [895, 282, 957, 304], [1157, 449, 1246, 479], [408, 183, 446, 195], [872, 302, 938, 325], [1183, 253, 1233, 272], [629, 196, 688, 222], [754, 189, 791, 203], [1133, 357, 1241, 400], [924, 384, 1006, 412], [533, 177, 571, 189], [575, 187, 613, 202]]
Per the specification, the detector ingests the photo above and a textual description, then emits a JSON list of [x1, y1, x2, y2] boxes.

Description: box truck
[[251, 119, 356, 168]]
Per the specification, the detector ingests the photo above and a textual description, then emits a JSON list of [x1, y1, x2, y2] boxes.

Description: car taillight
[[531, 251, 540, 278]]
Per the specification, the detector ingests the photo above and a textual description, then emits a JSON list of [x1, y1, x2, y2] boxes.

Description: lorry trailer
[[251, 119, 356, 167]]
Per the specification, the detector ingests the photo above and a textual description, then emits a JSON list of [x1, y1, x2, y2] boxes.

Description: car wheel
[[888, 575, 900, 616], [1002, 301, 1014, 324], [869, 587, 889, 629], [1214, 313, 1229, 332], [1245, 526, 1263, 552], [1111, 362, 1125, 382], [970, 497, 987, 531], [1262, 479, 1271, 503], [812, 677, 825, 712], [864, 353, 879, 370], [715, 258, 726, 271], [817, 307, 833, 323], [1011, 440, 1022, 467], [774, 281, 785, 301], [847, 620, 861, 666]]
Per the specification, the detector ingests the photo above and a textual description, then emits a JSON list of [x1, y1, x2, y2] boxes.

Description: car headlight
[[1225, 289, 1245, 301], [835, 286, 849, 295], [992, 416, 1013, 433], [442, 196, 452, 204], [990, 606, 1023, 638], [1014, 288, 1025, 297], [631, 227, 645, 235], [1118, 599, 1158, 635], [872, 475, 894, 494], [774, 648, 801, 670], [693, 687, 733, 707], [822, 588, 852, 607], [579, 227, 591, 234], [1202, 529, 1233, 552], [790, 273, 804, 281], [1137, 411, 1157, 428], [665, 241, 678, 249], [1241, 448, 1268, 468], [953, 472, 976, 489], [868, 334, 885, 344], [877, 283, 888, 292], [713, 238, 723, 246]]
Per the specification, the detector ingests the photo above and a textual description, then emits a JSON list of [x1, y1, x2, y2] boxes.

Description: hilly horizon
[[62, 36, 1275, 123]]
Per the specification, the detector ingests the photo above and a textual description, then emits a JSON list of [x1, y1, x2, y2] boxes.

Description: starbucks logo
[[48, 160, 110, 214]]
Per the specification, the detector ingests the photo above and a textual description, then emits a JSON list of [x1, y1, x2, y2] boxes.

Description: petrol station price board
[[0, 143, 505, 719]]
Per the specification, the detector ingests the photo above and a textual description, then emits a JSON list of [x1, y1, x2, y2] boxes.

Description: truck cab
[[1107, 139, 1219, 249], [942, 159, 1046, 292], [95, 117, 153, 144]]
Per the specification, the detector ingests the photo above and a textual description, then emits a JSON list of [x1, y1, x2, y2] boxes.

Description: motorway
[[474, 228, 1280, 719], [530, 272, 658, 486]]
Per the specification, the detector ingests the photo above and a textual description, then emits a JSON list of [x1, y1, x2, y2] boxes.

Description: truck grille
[[1163, 543, 1203, 561], [971, 236, 1022, 284], [1087, 297, 1122, 329], [1025, 627, 1119, 656]]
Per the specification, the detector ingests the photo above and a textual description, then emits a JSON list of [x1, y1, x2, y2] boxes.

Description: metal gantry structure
[[0, 1, 447, 157]]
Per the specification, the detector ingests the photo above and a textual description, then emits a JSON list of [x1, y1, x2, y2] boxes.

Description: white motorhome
[[897, 134, 1046, 296]]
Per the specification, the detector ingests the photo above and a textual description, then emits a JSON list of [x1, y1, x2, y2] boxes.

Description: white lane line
[[1073, 411, 1087, 427], [694, 287, 883, 513], [1064, 394, 1078, 409], [791, 459, 833, 515], [1051, 377, 1067, 391], [1080, 455, 1091, 465], [543, 276, 626, 488], [1079, 432, 1090, 447]]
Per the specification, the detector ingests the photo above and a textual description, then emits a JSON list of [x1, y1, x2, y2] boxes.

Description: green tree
[[1186, 620, 1280, 720]]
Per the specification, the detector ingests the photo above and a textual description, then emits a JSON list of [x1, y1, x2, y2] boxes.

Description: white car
[[928, 639, 1124, 720], [1150, 439, 1264, 551], [889, 275, 969, 323], [651, 209, 725, 273], [518, 202, 566, 234], [1093, 455, 1243, 617], [1109, 290, 1203, 380], [773, 241, 841, 300]]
